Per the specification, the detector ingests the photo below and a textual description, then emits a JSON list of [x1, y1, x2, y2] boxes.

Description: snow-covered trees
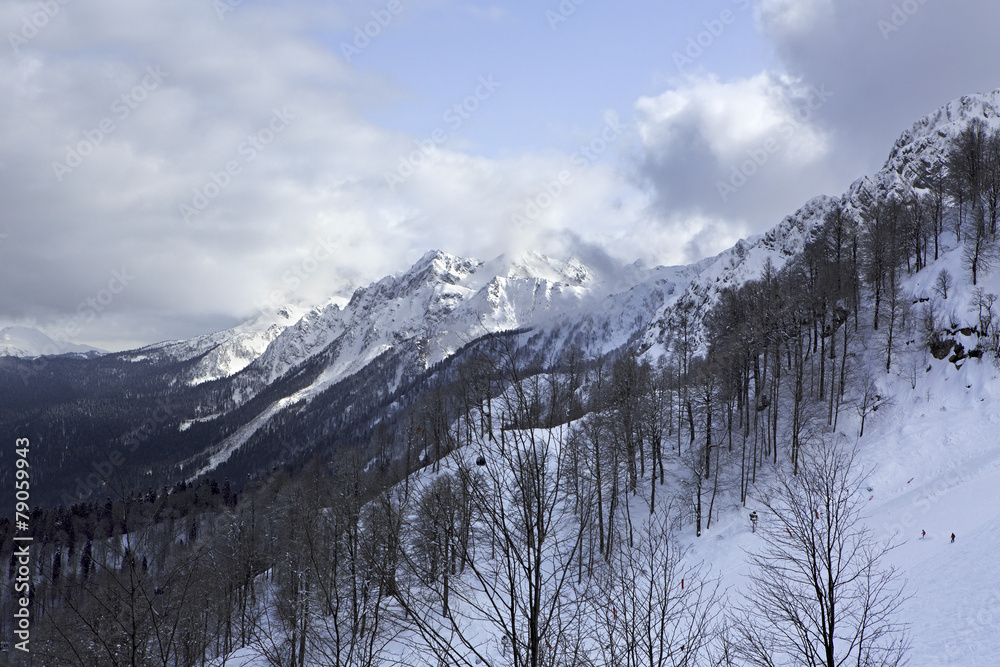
[[946, 119, 1000, 285], [731, 443, 910, 667], [595, 508, 722, 667]]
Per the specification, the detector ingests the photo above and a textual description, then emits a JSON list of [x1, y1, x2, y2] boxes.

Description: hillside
[[4, 91, 1000, 666]]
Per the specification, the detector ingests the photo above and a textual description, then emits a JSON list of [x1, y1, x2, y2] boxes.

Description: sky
[[2, 0, 1000, 351]]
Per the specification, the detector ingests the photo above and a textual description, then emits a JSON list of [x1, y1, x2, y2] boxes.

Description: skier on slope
[[921, 530, 925, 539], [951, 533, 956, 543]]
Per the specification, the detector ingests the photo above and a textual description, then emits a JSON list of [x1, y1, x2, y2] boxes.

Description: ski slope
[[215, 351, 1000, 667]]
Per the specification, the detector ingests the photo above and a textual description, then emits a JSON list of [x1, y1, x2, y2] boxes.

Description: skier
[[951, 533, 956, 543], [921, 530, 925, 539], [749, 511, 758, 533]]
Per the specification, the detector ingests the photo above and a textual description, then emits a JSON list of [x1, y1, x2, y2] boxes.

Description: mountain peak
[[0, 326, 105, 358], [883, 89, 1000, 182], [482, 251, 596, 287]]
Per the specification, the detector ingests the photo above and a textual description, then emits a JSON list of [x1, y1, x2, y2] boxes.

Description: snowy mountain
[[90, 94, 1000, 480], [8, 89, 1000, 507], [885, 90, 1000, 181], [218, 249, 651, 404], [118, 304, 308, 385], [0, 325, 105, 357], [638, 195, 837, 357], [9, 90, 1000, 667]]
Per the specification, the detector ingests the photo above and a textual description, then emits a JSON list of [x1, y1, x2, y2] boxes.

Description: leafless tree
[[250, 458, 402, 667], [731, 443, 910, 667], [962, 207, 999, 286], [854, 373, 889, 439], [594, 506, 723, 667], [396, 334, 589, 667], [34, 471, 221, 667], [933, 269, 953, 301]]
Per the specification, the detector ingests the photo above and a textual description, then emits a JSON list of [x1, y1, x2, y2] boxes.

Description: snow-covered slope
[[637, 90, 1000, 360], [119, 304, 307, 384], [639, 196, 836, 357], [240, 250, 610, 396], [0, 326, 104, 357], [171, 89, 1000, 489], [885, 90, 1000, 181], [187, 250, 706, 477], [194, 90, 1000, 666], [218, 247, 1000, 667], [682, 232, 1000, 666]]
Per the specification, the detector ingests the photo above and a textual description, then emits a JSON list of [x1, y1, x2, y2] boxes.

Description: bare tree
[[854, 374, 890, 439], [881, 274, 908, 373], [962, 208, 999, 286], [34, 470, 221, 667], [594, 506, 723, 667], [396, 334, 588, 667], [732, 443, 910, 667], [933, 269, 953, 301]]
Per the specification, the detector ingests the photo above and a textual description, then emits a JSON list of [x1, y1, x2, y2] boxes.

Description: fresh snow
[[209, 90, 1000, 665], [0, 325, 105, 357], [118, 304, 308, 385]]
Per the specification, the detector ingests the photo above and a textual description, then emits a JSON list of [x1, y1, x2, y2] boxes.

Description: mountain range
[[4, 90, 1000, 507]]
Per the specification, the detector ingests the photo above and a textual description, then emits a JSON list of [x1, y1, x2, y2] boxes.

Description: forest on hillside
[[3, 120, 1000, 666]]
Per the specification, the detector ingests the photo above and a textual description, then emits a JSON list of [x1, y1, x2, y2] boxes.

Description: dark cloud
[[632, 0, 1000, 258], [631, 71, 843, 255], [5, 0, 998, 350], [760, 0, 1000, 171]]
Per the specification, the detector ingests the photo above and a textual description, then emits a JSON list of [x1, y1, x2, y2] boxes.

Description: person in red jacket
[[951, 533, 956, 543]]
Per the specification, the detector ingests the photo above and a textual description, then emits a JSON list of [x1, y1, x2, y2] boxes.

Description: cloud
[[635, 72, 830, 166], [632, 71, 838, 256], [0, 0, 652, 349], [756, 0, 834, 39], [7, 0, 999, 351], [757, 0, 1000, 175]]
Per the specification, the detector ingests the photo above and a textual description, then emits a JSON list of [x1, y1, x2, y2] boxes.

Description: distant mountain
[[118, 304, 308, 385], [0, 326, 105, 357]]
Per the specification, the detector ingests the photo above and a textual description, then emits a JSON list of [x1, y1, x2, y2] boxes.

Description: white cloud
[[635, 72, 831, 168], [630, 71, 839, 254], [756, 0, 834, 39], [13, 0, 996, 351], [0, 0, 653, 349]]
